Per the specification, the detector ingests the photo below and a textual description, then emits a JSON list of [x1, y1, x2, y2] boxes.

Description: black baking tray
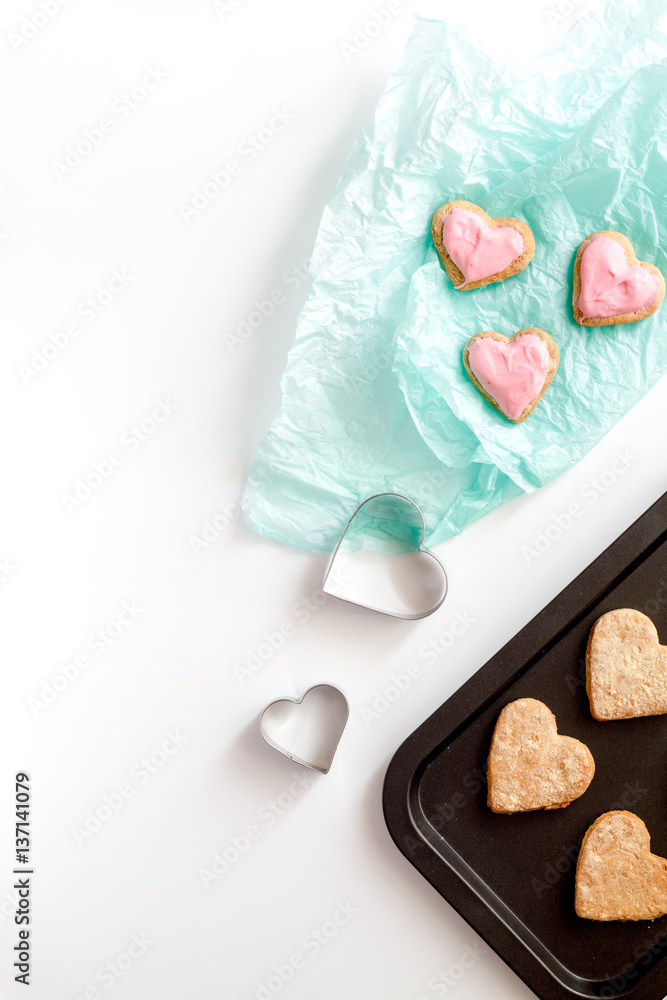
[[383, 490, 667, 1000]]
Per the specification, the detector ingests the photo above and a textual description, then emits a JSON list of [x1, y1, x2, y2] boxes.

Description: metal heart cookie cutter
[[260, 684, 349, 775], [322, 493, 448, 620]]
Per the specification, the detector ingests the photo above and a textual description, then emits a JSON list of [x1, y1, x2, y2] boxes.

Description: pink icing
[[468, 334, 549, 421], [441, 208, 524, 286], [578, 235, 660, 319]]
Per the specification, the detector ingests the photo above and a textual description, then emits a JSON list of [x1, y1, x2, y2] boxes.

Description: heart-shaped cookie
[[431, 201, 535, 291], [259, 684, 349, 774], [575, 811, 667, 921], [322, 493, 447, 619], [586, 608, 667, 720], [463, 328, 559, 423], [487, 698, 595, 814], [573, 231, 665, 326]]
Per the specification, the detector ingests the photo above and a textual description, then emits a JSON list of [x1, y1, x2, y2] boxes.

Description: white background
[[1, 1, 666, 998]]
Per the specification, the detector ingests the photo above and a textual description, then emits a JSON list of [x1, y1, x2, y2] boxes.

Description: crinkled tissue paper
[[244, 0, 667, 553]]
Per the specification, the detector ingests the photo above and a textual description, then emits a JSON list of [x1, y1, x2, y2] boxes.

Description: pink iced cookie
[[463, 329, 559, 424], [573, 231, 665, 326], [431, 201, 535, 291]]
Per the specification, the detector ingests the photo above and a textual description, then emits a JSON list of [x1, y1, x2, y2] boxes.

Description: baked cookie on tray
[[586, 608, 667, 720], [487, 698, 595, 814], [575, 811, 667, 921]]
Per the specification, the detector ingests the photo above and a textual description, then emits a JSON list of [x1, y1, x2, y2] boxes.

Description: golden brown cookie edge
[[431, 200, 535, 291], [462, 328, 559, 424], [572, 230, 665, 327], [486, 697, 594, 814]]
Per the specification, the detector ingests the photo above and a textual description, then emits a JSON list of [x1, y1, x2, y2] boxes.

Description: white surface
[[324, 548, 449, 619], [1, 1, 666, 998]]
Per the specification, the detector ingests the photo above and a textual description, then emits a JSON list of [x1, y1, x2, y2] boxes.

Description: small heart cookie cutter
[[322, 493, 448, 620], [259, 684, 349, 775]]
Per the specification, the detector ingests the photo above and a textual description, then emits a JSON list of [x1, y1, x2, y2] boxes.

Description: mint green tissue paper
[[244, 0, 667, 552]]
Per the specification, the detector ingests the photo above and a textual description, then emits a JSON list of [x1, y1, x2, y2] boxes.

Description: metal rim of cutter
[[259, 683, 350, 775], [322, 492, 448, 621]]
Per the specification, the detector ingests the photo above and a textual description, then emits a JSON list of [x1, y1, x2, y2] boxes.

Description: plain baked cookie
[[487, 698, 595, 814], [572, 231, 665, 326], [575, 811, 667, 921], [586, 608, 667, 720], [463, 328, 559, 424], [431, 200, 535, 291]]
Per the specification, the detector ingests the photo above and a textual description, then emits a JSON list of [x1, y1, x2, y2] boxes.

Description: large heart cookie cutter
[[323, 493, 448, 620], [259, 684, 349, 775]]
